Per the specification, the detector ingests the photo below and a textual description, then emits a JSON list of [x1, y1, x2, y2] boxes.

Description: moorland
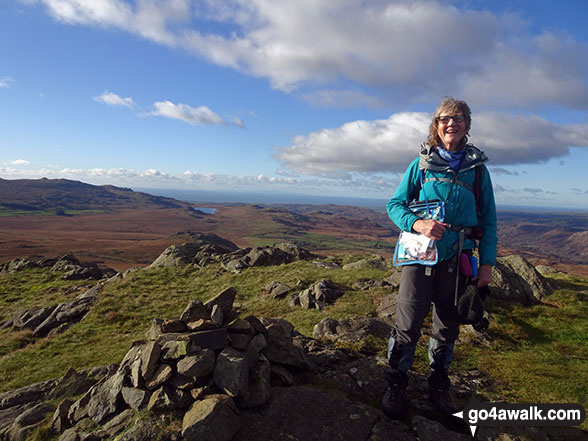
[[0, 177, 587, 440]]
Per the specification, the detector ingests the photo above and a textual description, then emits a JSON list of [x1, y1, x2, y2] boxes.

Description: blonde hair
[[427, 98, 472, 148]]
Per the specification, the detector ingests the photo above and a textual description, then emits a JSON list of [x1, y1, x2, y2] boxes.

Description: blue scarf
[[437, 147, 465, 171]]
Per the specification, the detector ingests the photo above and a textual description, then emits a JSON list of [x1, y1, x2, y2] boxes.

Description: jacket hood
[[418, 142, 488, 173]]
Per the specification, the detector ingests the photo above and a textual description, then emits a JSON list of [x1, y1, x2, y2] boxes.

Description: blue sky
[[1, 0, 588, 209]]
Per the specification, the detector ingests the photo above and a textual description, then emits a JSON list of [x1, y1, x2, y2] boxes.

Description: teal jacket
[[387, 143, 497, 266]]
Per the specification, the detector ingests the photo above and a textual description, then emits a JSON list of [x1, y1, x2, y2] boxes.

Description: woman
[[382, 98, 497, 418]]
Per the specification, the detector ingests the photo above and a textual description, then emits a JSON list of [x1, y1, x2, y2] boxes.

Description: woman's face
[[436, 110, 467, 151]]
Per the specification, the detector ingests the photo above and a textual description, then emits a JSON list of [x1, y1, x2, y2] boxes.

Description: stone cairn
[[53, 287, 308, 441]]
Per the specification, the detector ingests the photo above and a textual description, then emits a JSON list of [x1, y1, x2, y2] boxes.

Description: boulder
[[291, 279, 345, 310], [264, 281, 292, 299], [182, 395, 241, 441], [490, 255, 553, 304], [150, 235, 238, 268], [313, 317, 392, 347]]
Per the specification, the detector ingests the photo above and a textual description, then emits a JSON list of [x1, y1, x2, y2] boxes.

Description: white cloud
[[6, 159, 30, 166], [0, 76, 15, 88], [149, 100, 245, 127], [275, 111, 588, 177], [33, 0, 588, 109], [93, 91, 134, 108]]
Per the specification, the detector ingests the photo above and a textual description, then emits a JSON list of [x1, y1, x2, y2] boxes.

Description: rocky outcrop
[[342, 256, 387, 271], [489, 255, 553, 304], [0, 254, 115, 281], [149, 234, 239, 268], [150, 236, 312, 270], [287, 279, 344, 309], [9, 284, 103, 338], [221, 243, 313, 271], [313, 317, 392, 348]]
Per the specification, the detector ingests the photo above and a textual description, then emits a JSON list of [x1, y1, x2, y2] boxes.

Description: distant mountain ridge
[[0, 177, 186, 212]]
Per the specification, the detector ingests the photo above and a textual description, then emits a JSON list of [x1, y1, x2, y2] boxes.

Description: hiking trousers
[[387, 257, 465, 373]]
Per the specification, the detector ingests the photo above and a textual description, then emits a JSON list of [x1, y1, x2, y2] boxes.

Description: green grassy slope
[[1, 259, 586, 428]]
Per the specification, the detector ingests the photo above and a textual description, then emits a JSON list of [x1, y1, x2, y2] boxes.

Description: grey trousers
[[387, 258, 464, 373]]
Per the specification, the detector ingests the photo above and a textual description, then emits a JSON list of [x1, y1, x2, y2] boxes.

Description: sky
[[1, 0, 588, 209]]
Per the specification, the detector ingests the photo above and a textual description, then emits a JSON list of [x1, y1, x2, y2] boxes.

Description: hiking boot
[[381, 371, 408, 418], [428, 386, 458, 415], [427, 370, 458, 414]]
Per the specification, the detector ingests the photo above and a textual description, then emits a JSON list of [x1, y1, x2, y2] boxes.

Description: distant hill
[[0, 177, 187, 213]]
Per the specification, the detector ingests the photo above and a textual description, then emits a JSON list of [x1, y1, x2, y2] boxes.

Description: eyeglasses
[[437, 115, 465, 124]]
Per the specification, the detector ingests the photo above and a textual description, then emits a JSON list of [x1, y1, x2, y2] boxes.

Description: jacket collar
[[418, 142, 488, 173]]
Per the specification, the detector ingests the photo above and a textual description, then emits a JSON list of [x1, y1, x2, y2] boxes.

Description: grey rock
[[116, 418, 161, 441], [243, 315, 268, 335], [377, 292, 399, 324], [204, 287, 237, 318], [242, 246, 292, 267], [86, 371, 124, 424], [342, 256, 387, 270], [67, 389, 92, 424], [264, 281, 292, 299], [49, 368, 94, 400], [150, 235, 238, 268], [269, 365, 294, 386], [0, 404, 34, 435], [186, 319, 219, 332], [213, 347, 259, 397], [95, 408, 135, 439], [411, 415, 470, 441], [145, 364, 173, 390], [121, 387, 151, 411], [236, 359, 271, 408], [490, 255, 553, 304], [52, 399, 74, 433], [0, 379, 58, 410], [141, 341, 161, 381], [293, 279, 344, 310], [177, 349, 216, 378], [248, 334, 267, 353], [210, 304, 224, 326], [33, 296, 96, 337], [147, 386, 177, 413], [233, 386, 400, 441], [313, 317, 392, 347], [180, 301, 211, 324], [188, 328, 229, 351], [161, 340, 190, 360], [7, 402, 55, 441], [263, 324, 307, 369], [12, 305, 57, 331], [182, 395, 241, 441], [229, 333, 251, 351]]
